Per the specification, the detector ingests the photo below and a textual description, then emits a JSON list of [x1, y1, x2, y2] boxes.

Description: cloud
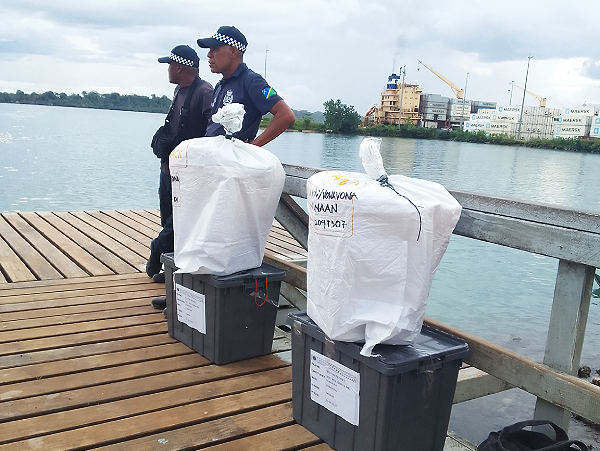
[[582, 59, 600, 80], [0, 0, 599, 112]]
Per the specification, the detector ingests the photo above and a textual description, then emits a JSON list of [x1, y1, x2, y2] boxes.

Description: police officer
[[147, 45, 213, 287], [197, 26, 295, 145]]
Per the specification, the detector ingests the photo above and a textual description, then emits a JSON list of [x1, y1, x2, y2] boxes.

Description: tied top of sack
[[211, 103, 245, 137]]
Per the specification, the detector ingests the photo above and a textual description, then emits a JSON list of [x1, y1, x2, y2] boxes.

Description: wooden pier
[[0, 209, 477, 450]]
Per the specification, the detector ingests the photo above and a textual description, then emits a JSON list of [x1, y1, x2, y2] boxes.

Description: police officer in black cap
[[147, 45, 213, 298], [197, 26, 295, 146]]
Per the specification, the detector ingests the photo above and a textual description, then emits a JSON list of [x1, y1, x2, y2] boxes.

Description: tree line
[[0, 90, 172, 113]]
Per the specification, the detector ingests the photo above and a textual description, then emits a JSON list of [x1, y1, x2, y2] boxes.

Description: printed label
[[310, 350, 360, 426], [175, 284, 206, 333]]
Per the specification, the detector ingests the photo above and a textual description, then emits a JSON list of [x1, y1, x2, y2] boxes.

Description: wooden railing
[[266, 163, 600, 432]]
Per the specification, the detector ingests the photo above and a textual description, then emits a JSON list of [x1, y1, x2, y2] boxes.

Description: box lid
[[287, 312, 468, 375], [160, 253, 285, 287]]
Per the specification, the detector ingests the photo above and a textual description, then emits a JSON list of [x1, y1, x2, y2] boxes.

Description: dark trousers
[[148, 169, 174, 271]]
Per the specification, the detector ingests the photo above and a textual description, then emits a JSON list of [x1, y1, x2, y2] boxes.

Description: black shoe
[[151, 296, 167, 310], [146, 258, 161, 278], [152, 272, 165, 283]]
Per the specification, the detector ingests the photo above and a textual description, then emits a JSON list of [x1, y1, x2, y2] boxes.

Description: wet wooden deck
[[0, 209, 475, 450]]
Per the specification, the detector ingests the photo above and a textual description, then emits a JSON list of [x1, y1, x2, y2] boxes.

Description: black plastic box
[[161, 253, 285, 365], [287, 312, 468, 451]]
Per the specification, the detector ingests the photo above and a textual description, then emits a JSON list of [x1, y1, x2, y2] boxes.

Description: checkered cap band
[[170, 52, 196, 67], [212, 32, 247, 53]]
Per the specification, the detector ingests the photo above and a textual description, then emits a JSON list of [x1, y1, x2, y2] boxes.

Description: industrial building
[[365, 61, 600, 140]]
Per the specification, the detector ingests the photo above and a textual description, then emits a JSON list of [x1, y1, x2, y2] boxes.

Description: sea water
[[1, 103, 599, 445]]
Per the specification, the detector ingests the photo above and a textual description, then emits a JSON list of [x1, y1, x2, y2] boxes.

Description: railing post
[[275, 193, 308, 250], [533, 259, 595, 431]]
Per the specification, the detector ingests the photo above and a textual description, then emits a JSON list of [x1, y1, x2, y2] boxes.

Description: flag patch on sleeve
[[262, 87, 277, 99]]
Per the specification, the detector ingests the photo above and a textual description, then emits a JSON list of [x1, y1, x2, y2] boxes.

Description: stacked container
[[553, 107, 594, 139], [448, 99, 471, 124], [419, 93, 449, 127]]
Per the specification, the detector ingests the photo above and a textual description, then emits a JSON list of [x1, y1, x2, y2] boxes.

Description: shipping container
[[424, 107, 447, 115], [472, 101, 497, 109], [421, 102, 447, 109], [471, 114, 491, 121], [590, 125, 600, 138], [554, 125, 587, 136], [555, 115, 592, 125], [562, 107, 594, 116], [492, 113, 519, 122], [489, 121, 517, 132], [497, 106, 522, 114], [464, 121, 488, 131]]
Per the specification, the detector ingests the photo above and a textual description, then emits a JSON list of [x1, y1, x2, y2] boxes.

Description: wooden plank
[[200, 424, 322, 450], [0, 342, 193, 385], [0, 334, 176, 370], [0, 352, 209, 403], [0, 272, 153, 296], [0, 285, 162, 308], [103, 210, 161, 237], [3, 212, 87, 278], [75, 211, 150, 258], [91, 211, 157, 244], [131, 209, 162, 224], [0, 214, 60, 280], [0, 234, 35, 282], [0, 369, 292, 446], [449, 189, 600, 235], [29, 212, 114, 276], [534, 260, 595, 429], [54, 211, 143, 271], [425, 316, 600, 424], [0, 352, 288, 422], [1, 297, 152, 322], [454, 209, 600, 267], [74, 397, 293, 451], [0, 323, 167, 356], [0, 304, 159, 333], [0, 313, 164, 344], [453, 367, 512, 403], [1, 397, 293, 451]]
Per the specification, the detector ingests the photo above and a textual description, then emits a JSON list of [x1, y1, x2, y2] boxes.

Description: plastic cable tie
[[292, 319, 302, 336], [324, 336, 336, 359]]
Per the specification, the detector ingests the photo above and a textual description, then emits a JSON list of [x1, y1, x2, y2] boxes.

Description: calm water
[[1, 103, 599, 445]]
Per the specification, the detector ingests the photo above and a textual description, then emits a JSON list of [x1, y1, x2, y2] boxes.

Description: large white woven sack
[[306, 139, 462, 356], [169, 135, 285, 275]]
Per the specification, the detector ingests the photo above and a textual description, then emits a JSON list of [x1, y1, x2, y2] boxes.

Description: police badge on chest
[[223, 89, 234, 105]]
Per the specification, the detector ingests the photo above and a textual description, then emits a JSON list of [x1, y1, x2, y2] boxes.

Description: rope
[[254, 277, 268, 307], [376, 175, 422, 241]]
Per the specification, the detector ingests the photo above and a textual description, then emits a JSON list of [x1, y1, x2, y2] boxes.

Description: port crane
[[510, 82, 546, 107], [417, 60, 464, 99]]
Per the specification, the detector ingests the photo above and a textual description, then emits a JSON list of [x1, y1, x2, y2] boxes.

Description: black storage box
[[287, 312, 469, 451], [162, 253, 285, 365]]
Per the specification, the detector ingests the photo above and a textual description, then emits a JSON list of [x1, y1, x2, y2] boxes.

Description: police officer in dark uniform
[[147, 45, 213, 285], [197, 26, 295, 146]]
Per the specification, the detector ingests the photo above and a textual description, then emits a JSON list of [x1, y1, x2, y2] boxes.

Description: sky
[[1, 0, 599, 116]]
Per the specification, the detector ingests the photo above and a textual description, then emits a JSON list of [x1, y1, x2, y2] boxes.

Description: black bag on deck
[[477, 420, 588, 451]]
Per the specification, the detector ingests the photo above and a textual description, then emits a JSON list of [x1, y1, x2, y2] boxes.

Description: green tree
[[323, 99, 361, 133]]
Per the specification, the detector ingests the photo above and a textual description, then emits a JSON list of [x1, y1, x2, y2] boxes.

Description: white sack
[[169, 104, 285, 275], [306, 138, 462, 356]]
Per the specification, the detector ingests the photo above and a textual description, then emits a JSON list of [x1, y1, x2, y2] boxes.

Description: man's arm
[[251, 99, 295, 147]]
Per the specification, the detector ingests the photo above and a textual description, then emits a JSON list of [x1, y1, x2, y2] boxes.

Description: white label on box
[[175, 283, 206, 334], [310, 349, 360, 426]]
